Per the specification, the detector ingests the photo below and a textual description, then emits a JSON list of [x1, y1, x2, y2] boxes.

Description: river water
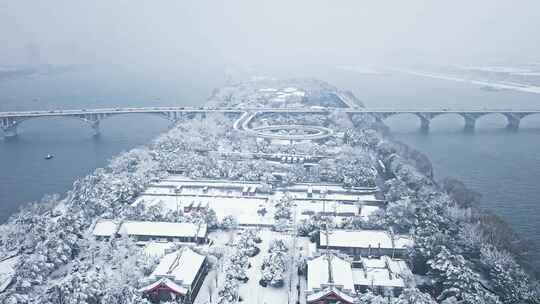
[[1, 65, 539, 266]]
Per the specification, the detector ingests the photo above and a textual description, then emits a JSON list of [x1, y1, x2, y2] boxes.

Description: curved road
[[232, 111, 334, 141]]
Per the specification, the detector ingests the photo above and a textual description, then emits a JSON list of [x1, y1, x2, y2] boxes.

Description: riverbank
[[396, 68, 540, 94]]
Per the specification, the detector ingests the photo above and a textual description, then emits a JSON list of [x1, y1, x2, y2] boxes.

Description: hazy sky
[[1, 0, 539, 66]]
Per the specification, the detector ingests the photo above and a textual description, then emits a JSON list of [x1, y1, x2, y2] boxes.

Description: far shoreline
[[397, 68, 540, 94]]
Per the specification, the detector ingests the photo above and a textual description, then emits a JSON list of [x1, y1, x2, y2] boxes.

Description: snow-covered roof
[[144, 242, 176, 257], [360, 205, 381, 218], [119, 221, 207, 239], [150, 247, 206, 287], [320, 230, 413, 250], [92, 219, 119, 237], [351, 256, 410, 288], [307, 255, 355, 294], [306, 287, 355, 304], [139, 277, 187, 295]]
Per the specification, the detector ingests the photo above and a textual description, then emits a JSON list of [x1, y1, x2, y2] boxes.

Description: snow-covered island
[[0, 78, 538, 304]]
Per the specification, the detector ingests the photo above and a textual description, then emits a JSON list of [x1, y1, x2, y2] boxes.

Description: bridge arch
[[429, 112, 468, 132], [1, 111, 179, 138], [519, 112, 540, 129], [472, 112, 508, 131], [1, 115, 100, 137], [376, 112, 429, 132], [10, 115, 98, 129]]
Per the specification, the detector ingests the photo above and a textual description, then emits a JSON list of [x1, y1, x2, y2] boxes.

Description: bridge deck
[[1, 107, 540, 118]]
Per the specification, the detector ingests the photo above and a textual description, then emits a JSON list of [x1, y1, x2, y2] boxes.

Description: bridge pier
[[463, 115, 477, 132], [418, 115, 431, 133], [1, 118, 19, 138], [505, 114, 521, 131], [168, 120, 178, 129], [90, 121, 100, 137], [2, 125, 18, 138]]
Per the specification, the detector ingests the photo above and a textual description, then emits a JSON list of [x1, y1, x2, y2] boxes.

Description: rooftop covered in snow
[[307, 255, 355, 295], [351, 256, 411, 289], [149, 247, 206, 287], [119, 221, 207, 239], [92, 219, 120, 237], [319, 229, 413, 250]]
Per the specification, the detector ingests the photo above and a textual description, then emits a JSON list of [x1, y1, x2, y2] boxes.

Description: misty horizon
[[1, 0, 540, 68]]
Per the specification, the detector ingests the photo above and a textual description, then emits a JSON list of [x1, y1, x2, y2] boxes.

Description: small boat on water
[[44, 154, 54, 160]]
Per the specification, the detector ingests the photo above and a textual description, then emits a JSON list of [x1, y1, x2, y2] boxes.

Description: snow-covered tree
[[427, 247, 500, 304], [217, 277, 239, 304], [395, 288, 437, 304], [221, 215, 238, 230], [480, 245, 537, 303], [237, 229, 260, 257], [384, 197, 416, 233], [356, 291, 389, 304], [273, 194, 293, 220], [261, 240, 289, 287]]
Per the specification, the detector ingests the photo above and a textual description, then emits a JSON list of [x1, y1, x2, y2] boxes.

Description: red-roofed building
[[140, 247, 208, 303], [307, 288, 355, 304]]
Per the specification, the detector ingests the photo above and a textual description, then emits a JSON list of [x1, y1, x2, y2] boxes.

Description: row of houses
[[316, 229, 413, 259], [147, 176, 380, 203], [92, 219, 208, 244]]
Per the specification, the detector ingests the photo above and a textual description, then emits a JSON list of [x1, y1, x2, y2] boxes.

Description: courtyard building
[[140, 247, 208, 304], [92, 219, 208, 244], [317, 229, 413, 259]]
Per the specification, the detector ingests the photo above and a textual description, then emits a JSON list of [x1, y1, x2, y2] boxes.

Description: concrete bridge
[[349, 109, 540, 132], [1, 107, 540, 137], [0, 107, 243, 137]]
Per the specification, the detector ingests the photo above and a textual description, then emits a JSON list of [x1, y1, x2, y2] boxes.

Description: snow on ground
[[194, 229, 308, 304], [0, 256, 18, 292], [238, 230, 289, 304]]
